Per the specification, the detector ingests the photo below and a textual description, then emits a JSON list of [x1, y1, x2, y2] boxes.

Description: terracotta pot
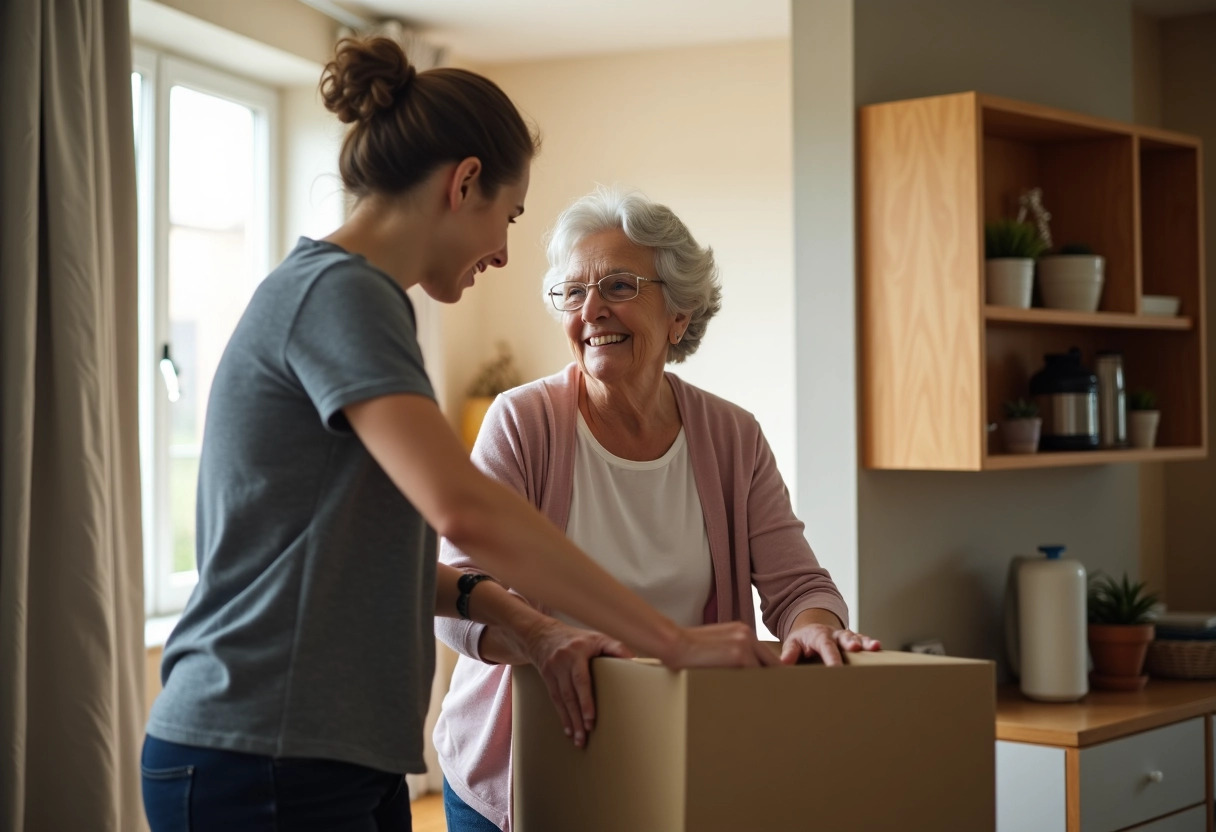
[[1088, 623, 1155, 691]]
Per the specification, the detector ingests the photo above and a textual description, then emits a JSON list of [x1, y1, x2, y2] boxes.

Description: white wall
[[442, 41, 797, 488], [791, 0, 859, 623], [279, 85, 346, 261], [797, 0, 1142, 670]]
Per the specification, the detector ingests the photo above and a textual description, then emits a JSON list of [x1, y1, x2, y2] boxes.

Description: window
[[133, 47, 277, 616]]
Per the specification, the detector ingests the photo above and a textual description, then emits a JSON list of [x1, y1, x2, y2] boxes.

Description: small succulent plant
[[985, 220, 1050, 260], [1087, 572, 1158, 626], [1127, 390, 1158, 412], [1003, 398, 1040, 420]]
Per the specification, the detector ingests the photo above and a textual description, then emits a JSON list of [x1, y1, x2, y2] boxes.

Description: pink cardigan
[[434, 364, 848, 831]]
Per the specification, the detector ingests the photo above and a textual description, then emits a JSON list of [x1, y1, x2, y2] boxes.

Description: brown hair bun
[[318, 35, 539, 200], [320, 37, 418, 124]]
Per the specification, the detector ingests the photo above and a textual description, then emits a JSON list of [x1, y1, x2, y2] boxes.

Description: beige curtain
[[0, 1, 146, 830]]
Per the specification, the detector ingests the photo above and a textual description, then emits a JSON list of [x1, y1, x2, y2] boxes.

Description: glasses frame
[[548, 272, 665, 312]]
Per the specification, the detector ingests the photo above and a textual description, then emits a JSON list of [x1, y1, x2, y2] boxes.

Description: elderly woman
[[434, 188, 879, 832]]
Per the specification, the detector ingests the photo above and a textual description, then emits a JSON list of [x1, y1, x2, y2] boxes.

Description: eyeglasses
[[548, 273, 665, 312]]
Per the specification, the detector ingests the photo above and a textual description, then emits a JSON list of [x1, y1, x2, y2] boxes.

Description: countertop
[[996, 679, 1216, 746]]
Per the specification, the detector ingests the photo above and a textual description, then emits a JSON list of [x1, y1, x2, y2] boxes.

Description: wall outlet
[[906, 639, 946, 656]]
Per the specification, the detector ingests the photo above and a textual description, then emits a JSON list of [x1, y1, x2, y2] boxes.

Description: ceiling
[[330, 0, 791, 63]]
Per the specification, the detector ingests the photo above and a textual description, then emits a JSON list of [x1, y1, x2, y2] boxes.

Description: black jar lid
[[1030, 347, 1097, 395]]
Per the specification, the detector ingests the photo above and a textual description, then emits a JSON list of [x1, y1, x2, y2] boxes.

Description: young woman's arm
[[347, 392, 775, 669]]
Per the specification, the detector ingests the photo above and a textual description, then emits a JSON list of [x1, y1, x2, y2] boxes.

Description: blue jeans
[[442, 777, 500, 832], [141, 734, 412, 831]]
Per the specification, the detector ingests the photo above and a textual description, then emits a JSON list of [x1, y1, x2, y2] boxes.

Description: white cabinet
[[997, 682, 1216, 832], [997, 715, 1210, 832]]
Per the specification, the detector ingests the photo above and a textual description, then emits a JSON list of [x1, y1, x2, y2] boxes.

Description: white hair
[[541, 186, 721, 363]]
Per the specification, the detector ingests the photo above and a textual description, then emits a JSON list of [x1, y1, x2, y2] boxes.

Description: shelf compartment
[[985, 306, 1192, 330], [981, 104, 1136, 315], [1139, 139, 1202, 321], [985, 326, 1205, 454]]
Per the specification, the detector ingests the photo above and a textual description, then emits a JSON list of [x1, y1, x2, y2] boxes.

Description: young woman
[[141, 37, 775, 832]]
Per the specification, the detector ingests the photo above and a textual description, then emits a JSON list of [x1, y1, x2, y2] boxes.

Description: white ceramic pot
[[986, 258, 1034, 308], [1128, 410, 1160, 449], [1002, 418, 1042, 454], [1037, 255, 1104, 312]]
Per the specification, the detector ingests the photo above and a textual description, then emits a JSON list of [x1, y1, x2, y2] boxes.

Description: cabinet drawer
[[1079, 718, 1206, 832], [1121, 804, 1207, 832]]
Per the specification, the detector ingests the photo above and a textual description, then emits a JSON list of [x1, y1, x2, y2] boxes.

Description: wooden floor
[[411, 794, 447, 832]]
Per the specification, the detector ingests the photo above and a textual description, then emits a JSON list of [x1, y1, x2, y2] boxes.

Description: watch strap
[[456, 572, 496, 620]]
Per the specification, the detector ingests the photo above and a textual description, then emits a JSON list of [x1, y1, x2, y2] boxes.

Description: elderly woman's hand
[[522, 617, 633, 748], [779, 609, 881, 666]]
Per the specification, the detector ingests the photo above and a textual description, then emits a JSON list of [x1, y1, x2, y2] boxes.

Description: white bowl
[[1142, 294, 1181, 316], [1037, 255, 1104, 312]]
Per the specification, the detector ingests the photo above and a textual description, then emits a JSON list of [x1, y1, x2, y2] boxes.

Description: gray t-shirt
[[147, 237, 438, 775]]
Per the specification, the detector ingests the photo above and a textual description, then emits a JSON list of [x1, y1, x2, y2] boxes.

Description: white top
[[562, 412, 713, 628]]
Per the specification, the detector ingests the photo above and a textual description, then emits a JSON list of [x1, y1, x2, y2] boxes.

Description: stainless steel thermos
[[1096, 351, 1127, 448], [1030, 348, 1099, 451]]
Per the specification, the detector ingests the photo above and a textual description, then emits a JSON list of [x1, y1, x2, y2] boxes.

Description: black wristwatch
[[456, 573, 497, 620]]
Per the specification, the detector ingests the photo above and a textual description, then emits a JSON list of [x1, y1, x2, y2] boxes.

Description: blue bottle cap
[[1038, 545, 1066, 559]]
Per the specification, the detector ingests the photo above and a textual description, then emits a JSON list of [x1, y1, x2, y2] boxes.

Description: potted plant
[[1127, 390, 1160, 449], [1087, 572, 1158, 691], [985, 220, 1048, 309], [462, 341, 522, 450], [1000, 398, 1041, 454], [1038, 242, 1105, 313]]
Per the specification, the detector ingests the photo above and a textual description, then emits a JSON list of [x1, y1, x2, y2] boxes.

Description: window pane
[[166, 84, 260, 577], [131, 73, 141, 151]]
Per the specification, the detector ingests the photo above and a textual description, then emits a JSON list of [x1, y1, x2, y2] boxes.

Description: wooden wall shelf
[[985, 307, 1193, 331], [984, 447, 1206, 471], [860, 92, 1208, 471]]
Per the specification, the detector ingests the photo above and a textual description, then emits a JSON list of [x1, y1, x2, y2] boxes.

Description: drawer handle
[[1146, 771, 1164, 784]]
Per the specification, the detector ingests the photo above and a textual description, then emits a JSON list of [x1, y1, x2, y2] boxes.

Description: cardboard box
[[513, 650, 995, 831]]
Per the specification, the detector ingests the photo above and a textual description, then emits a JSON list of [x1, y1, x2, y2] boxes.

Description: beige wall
[[1133, 10, 1164, 127], [443, 41, 798, 484], [1160, 12, 1216, 611], [842, 0, 1141, 671]]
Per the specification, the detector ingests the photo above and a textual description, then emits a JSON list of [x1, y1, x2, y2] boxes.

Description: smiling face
[[423, 162, 529, 304], [561, 228, 688, 387]]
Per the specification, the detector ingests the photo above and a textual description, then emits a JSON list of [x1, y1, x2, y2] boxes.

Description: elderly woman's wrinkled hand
[[668, 621, 781, 670], [779, 624, 882, 667], [523, 618, 633, 748]]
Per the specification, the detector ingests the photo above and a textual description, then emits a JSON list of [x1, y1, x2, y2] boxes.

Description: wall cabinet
[[860, 92, 1207, 471], [995, 682, 1216, 832]]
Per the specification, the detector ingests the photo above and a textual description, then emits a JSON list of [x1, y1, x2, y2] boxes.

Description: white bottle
[[1018, 545, 1088, 702]]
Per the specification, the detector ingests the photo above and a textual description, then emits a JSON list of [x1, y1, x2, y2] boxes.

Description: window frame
[[133, 45, 279, 617]]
